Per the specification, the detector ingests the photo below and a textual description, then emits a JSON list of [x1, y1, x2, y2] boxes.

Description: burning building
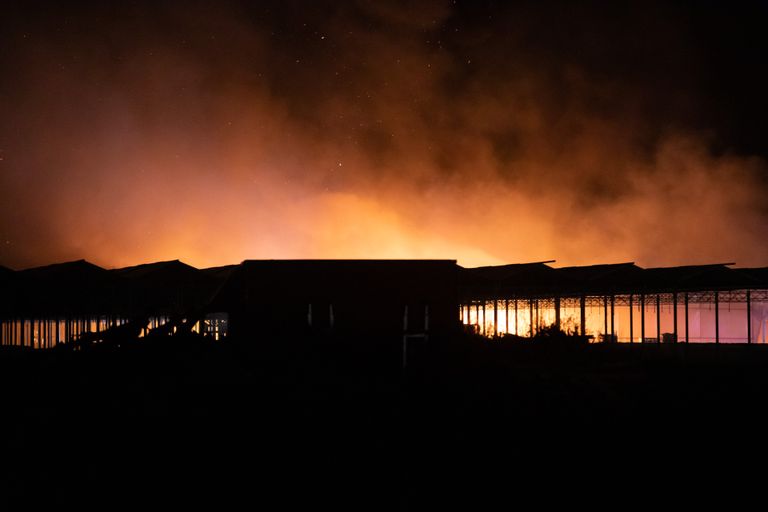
[[460, 262, 768, 344], [0, 258, 766, 348]]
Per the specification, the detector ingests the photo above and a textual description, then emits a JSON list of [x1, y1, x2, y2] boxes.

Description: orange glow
[[6, 132, 765, 271], [0, 4, 766, 270]]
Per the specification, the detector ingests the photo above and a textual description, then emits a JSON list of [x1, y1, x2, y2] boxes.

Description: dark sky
[[1, 0, 767, 269]]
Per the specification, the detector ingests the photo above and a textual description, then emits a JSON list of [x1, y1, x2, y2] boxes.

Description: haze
[[1, 1, 766, 269]]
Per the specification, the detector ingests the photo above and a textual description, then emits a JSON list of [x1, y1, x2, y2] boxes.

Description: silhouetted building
[[459, 262, 768, 343], [207, 259, 459, 339], [1, 257, 767, 348], [0, 259, 234, 347], [111, 260, 223, 316]]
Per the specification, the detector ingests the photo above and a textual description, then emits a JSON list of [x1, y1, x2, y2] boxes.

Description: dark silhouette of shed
[[17, 260, 123, 317], [111, 260, 225, 317], [208, 259, 459, 338]]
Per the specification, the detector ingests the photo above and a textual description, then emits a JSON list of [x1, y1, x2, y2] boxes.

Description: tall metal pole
[[514, 298, 518, 335], [640, 294, 645, 343], [656, 294, 661, 344], [610, 295, 615, 339], [747, 290, 752, 344], [673, 292, 678, 343], [529, 299, 534, 337], [715, 291, 720, 344], [684, 293, 689, 343], [482, 301, 486, 336], [629, 294, 634, 343], [603, 296, 608, 340], [505, 299, 509, 335]]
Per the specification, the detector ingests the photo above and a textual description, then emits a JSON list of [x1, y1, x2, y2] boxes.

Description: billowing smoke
[[1, 1, 766, 269]]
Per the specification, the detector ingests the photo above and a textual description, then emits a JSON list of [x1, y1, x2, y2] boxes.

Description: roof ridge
[[21, 259, 104, 272]]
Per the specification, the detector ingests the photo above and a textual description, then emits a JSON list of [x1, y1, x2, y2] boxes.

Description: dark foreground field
[[2, 333, 768, 508]]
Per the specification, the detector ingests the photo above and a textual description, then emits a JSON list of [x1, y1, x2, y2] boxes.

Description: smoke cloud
[[1, 1, 766, 269]]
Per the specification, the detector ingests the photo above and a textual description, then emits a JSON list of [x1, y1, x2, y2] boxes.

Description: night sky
[[1, 0, 767, 269]]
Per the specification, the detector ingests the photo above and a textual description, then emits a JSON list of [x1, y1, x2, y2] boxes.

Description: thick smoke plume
[[1, 1, 766, 269]]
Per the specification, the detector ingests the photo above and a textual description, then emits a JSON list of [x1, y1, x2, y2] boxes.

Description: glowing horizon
[[1, 2, 767, 270]]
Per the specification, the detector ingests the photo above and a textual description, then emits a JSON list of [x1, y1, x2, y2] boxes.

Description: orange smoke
[[0, 2, 766, 270]]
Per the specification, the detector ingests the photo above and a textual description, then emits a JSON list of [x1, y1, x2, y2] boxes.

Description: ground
[[2, 334, 767, 508]]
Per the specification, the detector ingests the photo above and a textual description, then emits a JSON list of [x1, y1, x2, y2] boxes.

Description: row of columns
[[462, 290, 758, 343], [461, 298, 561, 338], [460, 299, 527, 337], [0, 316, 180, 348], [0, 316, 127, 348]]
